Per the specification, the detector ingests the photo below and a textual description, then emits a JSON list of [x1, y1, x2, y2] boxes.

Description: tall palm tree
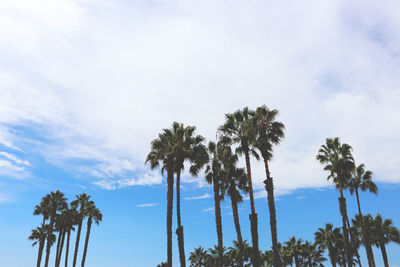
[[171, 122, 208, 267], [81, 201, 103, 267], [348, 164, 377, 267], [34, 194, 51, 225], [43, 190, 67, 267], [219, 107, 261, 267], [284, 236, 303, 267], [205, 141, 226, 267], [29, 224, 55, 267], [189, 246, 208, 267], [54, 213, 67, 267], [71, 193, 91, 267], [222, 149, 248, 267], [316, 137, 355, 267], [146, 127, 176, 267], [64, 206, 78, 267], [371, 214, 400, 267], [254, 105, 285, 266], [314, 223, 341, 267]]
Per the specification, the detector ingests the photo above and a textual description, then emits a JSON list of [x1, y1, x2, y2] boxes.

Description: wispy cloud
[[0, 193, 14, 203], [202, 207, 214, 213], [137, 203, 159, 207], [93, 172, 163, 190], [184, 193, 211, 200], [0, 151, 30, 178]]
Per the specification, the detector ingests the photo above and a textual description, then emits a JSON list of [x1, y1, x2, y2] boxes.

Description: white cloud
[[137, 203, 159, 207], [202, 207, 214, 213], [0, 0, 399, 192], [184, 193, 211, 200]]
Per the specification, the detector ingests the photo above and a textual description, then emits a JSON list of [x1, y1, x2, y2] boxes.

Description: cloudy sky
[[0, 0, 400, 266]]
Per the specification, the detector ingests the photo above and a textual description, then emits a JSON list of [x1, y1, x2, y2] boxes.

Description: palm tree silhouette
[[254, 105, 285, 267], [43, 190, 67, 267], [81, 201, 103, 267], [316, 137, 355, 267], [189, 246, 208, 267], [284, 236, 303, 267], [314, 223, 341, 266], [219, 107, 261, 267], [29, 224, 55, 267], [146, 127, 176, 267], [71, 193, 91, 267]]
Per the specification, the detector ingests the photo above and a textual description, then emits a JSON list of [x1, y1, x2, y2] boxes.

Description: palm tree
[[34, 194, 51, 225], [43, 190, 67, 267], [81, 201, 103, 267], [157, 263, 168, 267], [146, 127, 176, 267], [314, 223, 341, 267], [64, 206, 78, 267], [29, 224, 55, 267], [348, 164, 377, 267], [222, 149, 248, 267], [316, 137, 355, 267], [219, 107, 261, 267], [300, 241, 326, 267], [54, 212, 67, 267], [371, 214, 400, 267], [254, 105, 285, 266], [189, 246, 208, 267], [205, 141, 226, 267], [284, 236, 303, 267], [171, 122, 208, 267], [71, 193, 91, 267]]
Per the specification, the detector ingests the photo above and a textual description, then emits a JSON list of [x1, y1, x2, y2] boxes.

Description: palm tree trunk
[[327, 246, 337, 267], [379, 243, 389, 267], [55, 231, 62, 267], [294, 253, 300, 267], [44, 211, 56, 267], [355, 189, 375, 267], [81, 217, 92, 267], [175, 169, 186, 267], [37, 240, 44, 267], [57, 229, 66, 267], [65, 229, 71, 267], [230, 197, 244, 267], [72, 220, 83, 267], [212, 177, 224, 267], [263, 159, 282, 267], [345, 216, 362, 267], [167, 167, 174, 267], [338, 189, 352, 267], [244, 148, 259, 267]]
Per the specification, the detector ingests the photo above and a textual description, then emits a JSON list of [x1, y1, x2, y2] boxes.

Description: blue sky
[[1, 0, 400, 266]]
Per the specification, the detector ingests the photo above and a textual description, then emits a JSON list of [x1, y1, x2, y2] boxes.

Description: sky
[[0, 0, 400, 266]]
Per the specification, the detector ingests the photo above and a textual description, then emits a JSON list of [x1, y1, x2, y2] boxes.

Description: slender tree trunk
[[72, 220, 83, 267], [212, 176, 224, 267], [175, 169, 186, 267], [57, 229, 66, 267], [81, 217, 92, 267], [294, 253, 300, 267], [65, 229, 71, 267], [55, 231, 62, 267], [345, 216, 362, 267], [380, 243, 389, 267], [244, 148, 259, 267], [231, 197, 244, 267], [37, 241, 44, 267], [167, 167, 174, 267], [355, 189, 375, 267], [327, 246, 337, 267], [338, 189, 352, 267], [263, 159, 282, 267], [44, 211, 56, 267]]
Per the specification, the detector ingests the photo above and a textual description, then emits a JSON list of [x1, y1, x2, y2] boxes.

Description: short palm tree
[[219, 107, 261, 267], [43, 190, 67, 267], [254, 105, 285, 267], [284, 236, 303, 267], [189, 246, 208, 267], [316, 137, 355, 267], [171, 122, 208, 267], [371, 214, 400, 267], [71, 193, 91, 267], [348, 164, 377, 267], [29, 224, 55, 267], [34, 194, 51, 225], [81, 201, 103, 267], [205, 141, 226, 267], [146, 127, 176, 267], [300, 241, 326, 267], [314, 223, 340, 267]]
